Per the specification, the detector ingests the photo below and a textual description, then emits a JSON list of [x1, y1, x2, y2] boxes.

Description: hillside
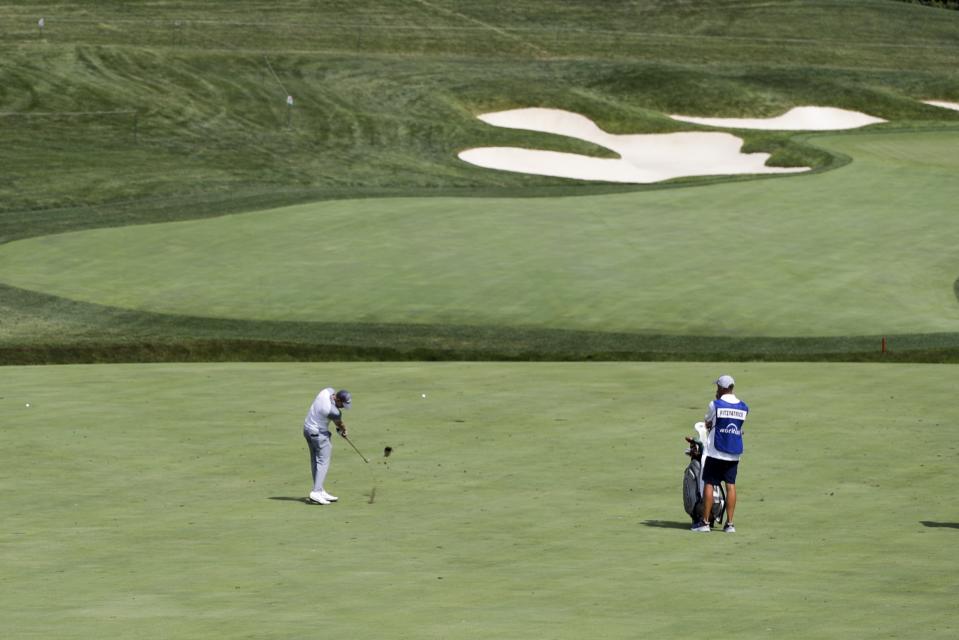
[[2, 1, 959, 362], [2, 1, 958, 238]]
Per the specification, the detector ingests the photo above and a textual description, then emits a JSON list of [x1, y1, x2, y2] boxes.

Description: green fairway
[[2, 129, 958, 339], [1, 361, 956, 638], [3, 2, 959, 638]]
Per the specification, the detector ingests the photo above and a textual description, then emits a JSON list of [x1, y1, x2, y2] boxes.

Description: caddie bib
[[713, 398, 748, 455]]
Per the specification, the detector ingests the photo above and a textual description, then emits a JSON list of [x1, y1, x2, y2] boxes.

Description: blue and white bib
[[713, 398, 749, 455]]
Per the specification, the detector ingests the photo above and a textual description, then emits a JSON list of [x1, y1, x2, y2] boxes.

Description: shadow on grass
[[641, 520, 692, 529], [8, 284, 959, 366], [921, 521, 959, 529], [269, 496, 315, 505]]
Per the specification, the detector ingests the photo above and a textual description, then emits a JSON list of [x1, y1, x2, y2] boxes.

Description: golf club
[[341, 433, 369, 463]]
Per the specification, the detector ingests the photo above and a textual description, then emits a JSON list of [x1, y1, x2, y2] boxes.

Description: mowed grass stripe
[[3, 1, 958, 59], [2, 130, 958, 338], [3, 1, 959, 225], [1, 361, 956, 638]]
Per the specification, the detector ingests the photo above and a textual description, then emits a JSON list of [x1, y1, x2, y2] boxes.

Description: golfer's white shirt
[[304, 387, 340, 436], [705, 393, 743, 461]]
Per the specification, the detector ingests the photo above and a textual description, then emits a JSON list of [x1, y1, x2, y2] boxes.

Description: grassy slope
[[2, 0, 958, 232], [2, 130, 959, 341], [2, 1, 959, 362], [2, 362, 957, 639]]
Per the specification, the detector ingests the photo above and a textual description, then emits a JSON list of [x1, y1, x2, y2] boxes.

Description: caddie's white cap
[[714, 374, 735, 388]]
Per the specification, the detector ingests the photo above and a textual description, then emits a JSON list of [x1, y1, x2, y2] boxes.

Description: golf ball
[[25, 403, 30, 408], [421, 394, 427, 398]]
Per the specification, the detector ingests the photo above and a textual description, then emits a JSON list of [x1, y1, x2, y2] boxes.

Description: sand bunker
[[458, 108, 808, 184], [923, 100, 959, 112], [669, 106, 886, 130]]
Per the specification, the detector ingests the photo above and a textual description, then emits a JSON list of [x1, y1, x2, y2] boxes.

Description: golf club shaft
[[342, 434, 369, 463]]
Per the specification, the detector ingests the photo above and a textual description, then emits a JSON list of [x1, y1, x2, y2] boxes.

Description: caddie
[[691, 374, 749, 533]]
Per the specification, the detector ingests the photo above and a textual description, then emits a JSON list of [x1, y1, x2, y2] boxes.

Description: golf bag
[[683, 423, 726, 525]]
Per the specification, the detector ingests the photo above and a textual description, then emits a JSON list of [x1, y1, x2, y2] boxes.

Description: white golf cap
[[714, 374, 735, 388]]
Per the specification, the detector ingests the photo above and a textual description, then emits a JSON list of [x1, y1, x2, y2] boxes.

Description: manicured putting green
[[2, 130, 958, 338], [1, 362, 956, 638]]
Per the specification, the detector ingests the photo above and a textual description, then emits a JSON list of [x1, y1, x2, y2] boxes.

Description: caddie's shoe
[[691, 521, 711, 532], [723, 523, 736, 533], [320, 490, 338, 502], [308, 491, 332, 505]]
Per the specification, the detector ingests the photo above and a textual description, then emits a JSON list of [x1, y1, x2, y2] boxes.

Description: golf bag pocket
[[683, 459, 702, 519], [682, 458, 725, 523]]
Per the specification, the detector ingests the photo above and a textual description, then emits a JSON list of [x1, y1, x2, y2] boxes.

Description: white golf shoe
[[320, 490, 338, 502], [308, 491, 332, 505]]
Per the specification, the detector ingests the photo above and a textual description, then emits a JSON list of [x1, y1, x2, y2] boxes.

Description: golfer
[[303, 387, 351, 505], [692, 375, 748, 533]]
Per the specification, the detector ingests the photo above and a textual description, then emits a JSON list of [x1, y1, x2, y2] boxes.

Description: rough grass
[[2, 1, 959, 229]]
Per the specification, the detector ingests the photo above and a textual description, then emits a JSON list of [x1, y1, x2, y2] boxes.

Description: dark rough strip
[[3, 283, 959, 364]]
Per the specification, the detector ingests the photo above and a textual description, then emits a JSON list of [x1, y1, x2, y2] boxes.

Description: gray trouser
[[304, 431, 332, 493]]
